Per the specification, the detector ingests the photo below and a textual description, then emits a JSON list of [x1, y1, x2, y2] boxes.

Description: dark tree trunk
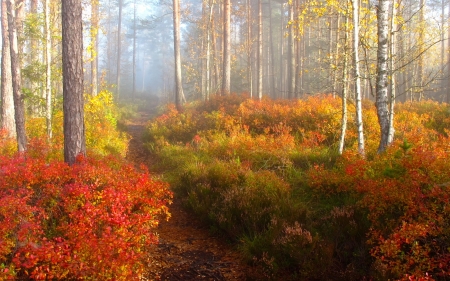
[[62, 0, 86, 165]]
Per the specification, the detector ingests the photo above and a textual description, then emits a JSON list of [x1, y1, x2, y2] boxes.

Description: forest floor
[[125, 109, 260, 281]]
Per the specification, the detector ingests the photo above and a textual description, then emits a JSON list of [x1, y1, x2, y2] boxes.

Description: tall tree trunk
[[116, 0, 123, 99], [45, 0, 52, 138], [7, 0, 27, 152], [0, 1, 17, 138], [279, 4, 284, 99], [1, 0, 15, 137], [206, 2, 214, 100], [257, 0, 263, 99], [132, 0, 137, 99], [268, 0, 276, 98], [338, 11, 349, 155], [288, 2, 295, 98], [332, 14, 341, 98], [388, 0, 396, 144], [376, 0, 390, 153], [352, 0, 365, 156], [222, 0, 231, 94], [91, 0, 99, 96], [417, 0, 425, 101], [247, 0, 253, 97], [62, 0, 86, 165], [173, 0, 184, 109]]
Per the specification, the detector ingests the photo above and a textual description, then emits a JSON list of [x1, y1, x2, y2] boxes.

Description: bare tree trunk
[[62, 0, 86, 165], [288, 2, 295, 98], [338, 12, 349, 155], [376, 0, 390, 153], [257, 0, 263, 99], [279, 4, 284, 99], [206, 2, 214, 100], [91, 0, 99, 96], [222, 0, 231, 94], [268, 0, 276, 99], [45, 0, 52, 138], [387, 0, 396, 144], [247, 0, 253, 97], [7, 0, 27, 152], [417, 0, 425, 101], [332, 14, 341, 98], [1, 0, 15, 137], [132, 0, 137, 99], [116, 0, 123, 99], [352, 0, 365, 156], [173, 0, 184, 109]]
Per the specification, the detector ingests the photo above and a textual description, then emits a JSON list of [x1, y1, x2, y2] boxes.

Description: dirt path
[[125, 110, 255, 281]]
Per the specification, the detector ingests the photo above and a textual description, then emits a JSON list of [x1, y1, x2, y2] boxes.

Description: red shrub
[[0, 153, 172, 280]]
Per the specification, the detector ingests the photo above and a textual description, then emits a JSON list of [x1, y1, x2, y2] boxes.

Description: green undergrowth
[[145, 94, 450, 280]]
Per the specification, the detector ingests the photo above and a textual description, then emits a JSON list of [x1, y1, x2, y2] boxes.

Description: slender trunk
[[257, 0, 263, 99], [288, 2, 295, 98], [338, 12, 349, 155], [352, 0, 365, 156], [173, 0, 184, 109], [247, 0, 252, 97], [206, 2, 214, 100], [1, 0, 15, 137], [7, 0, 27, 152], [212, 15, 220, 93], [222, 0, 231, 94], [376, 0, 390, 153], [387, 0, 396, 145], [132, 0, 137, 99], [269, 0, 276, 98], [91, 0, 99, 96], [117, 0, 123, 99], [332, 14, 341, 98], [417, 0, 425, 101], [45, 0, 52, 138], [279, 4, 284, 99]]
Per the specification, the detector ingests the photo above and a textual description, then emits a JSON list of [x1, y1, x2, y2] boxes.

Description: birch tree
[[45, 0, 52, 138], [222, 0, 231, 94], [352, 0, 365, 156], [7, 0, 27, 152], [173, 0, 184, 109], [375, 0, 390, 153]]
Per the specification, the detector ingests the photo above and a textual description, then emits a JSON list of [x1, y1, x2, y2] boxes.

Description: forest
[[0, 0, 450, 280]]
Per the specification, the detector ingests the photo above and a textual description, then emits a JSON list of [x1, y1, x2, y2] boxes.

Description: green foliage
[[145, 94, 450, 280]]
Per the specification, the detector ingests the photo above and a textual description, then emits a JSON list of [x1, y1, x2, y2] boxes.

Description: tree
[[6, 0, 27, 152], [352, 0, 365, 156], [62, 0, 86, 165], [288, 1, 295, 99], [45, 0, 52, 138], [1, 0, 15, 137], [375, 0, 390, 153], [117, 0, 123, 99], [91, 0, 99, 96], [173, 0, 184, 109], [257, 0, 263, 99], [222, 0, 231, 94], [338, 9, 349, 155]]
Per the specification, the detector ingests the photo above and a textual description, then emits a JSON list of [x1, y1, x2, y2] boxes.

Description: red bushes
[[0, 153, 172, 280]]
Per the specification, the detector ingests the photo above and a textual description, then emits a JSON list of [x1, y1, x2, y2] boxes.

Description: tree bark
[[116, 0, 123, 99], [375, 0, 390, 153], [338, 11, 349, 155], [247, 0, 253, 97], [1, 0, 15, 137], [45, 0, 52, 138], [91, 0, 99, 96], [7, 0, 27, 152], [387, 0, 396, 145], [352, 0, 365, 156], [288, 2, 295, 99], [173, 0, 185, 109], [222, 0, 231, 94], [257, 0, 263, 99], [132, 0, 137, 99], [62, 0, 86, 165]]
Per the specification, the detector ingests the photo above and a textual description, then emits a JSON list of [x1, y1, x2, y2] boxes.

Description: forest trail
[[125, 109, 256, 281]]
